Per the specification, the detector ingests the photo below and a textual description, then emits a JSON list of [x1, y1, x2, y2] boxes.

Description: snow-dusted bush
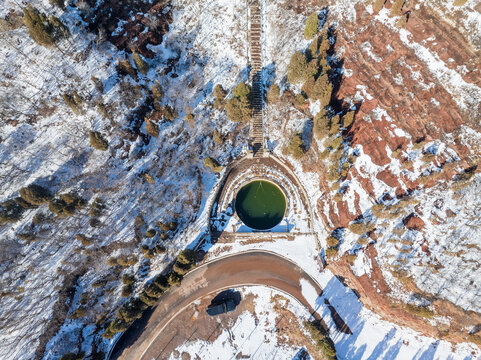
[[203, 157, 223, 173], [49, 193, 86, 218], [63, 91, 83, 115], [286, 133, 306, 159], [213, 84, 227, 109], [19, 184, 52, 206], [132, 51, 149, 75], [75, 234, 94, 246], [145, 228, 156, 238], [373, 0, 386, 13], [49, 0, 65, 10], [294, 93, 307, 106], [303, 320, 337, 359], [89, 131, 109, 151], [0, 200, 24, 224], [304, 12, 319, 40], [314, 111, 329, 138], [121, 285, 133, 297], [267, 83, 280, 104], [390, 0, 405, 16], [349, 221, 375, 235], [301, 74, 332, 106], [213, 129, 224, 145], [22, 5, 68, 47], [226, 82, 252, 123], [287, 51, 316, 84]]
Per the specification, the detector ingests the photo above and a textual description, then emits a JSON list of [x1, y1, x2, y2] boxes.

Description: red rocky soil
[[298, 0, 481, 348]]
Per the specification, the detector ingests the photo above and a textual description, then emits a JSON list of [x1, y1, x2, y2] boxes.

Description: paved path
[[111, 251, 323, 360], [249, 0, 264, 157]]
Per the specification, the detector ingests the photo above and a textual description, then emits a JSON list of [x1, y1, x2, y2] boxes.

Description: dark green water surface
[[235, 180, 286, 230]]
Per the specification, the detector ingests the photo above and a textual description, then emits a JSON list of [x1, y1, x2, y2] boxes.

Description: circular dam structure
[[234, 180, 286, 230]]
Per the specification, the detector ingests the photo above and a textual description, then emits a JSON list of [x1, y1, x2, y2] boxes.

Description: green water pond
[[235, 180, 286, 230]]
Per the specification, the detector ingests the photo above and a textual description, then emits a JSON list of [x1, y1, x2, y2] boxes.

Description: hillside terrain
[[0, 0, 480, 359]]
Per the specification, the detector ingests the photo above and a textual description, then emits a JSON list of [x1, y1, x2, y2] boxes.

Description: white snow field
[[0, 0, 480, 359]]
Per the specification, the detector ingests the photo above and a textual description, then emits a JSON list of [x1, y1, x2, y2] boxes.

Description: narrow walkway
[[249, 0, 264, 157]]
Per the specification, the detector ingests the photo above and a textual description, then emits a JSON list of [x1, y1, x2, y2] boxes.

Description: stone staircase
[[249, 0, 264, 157]]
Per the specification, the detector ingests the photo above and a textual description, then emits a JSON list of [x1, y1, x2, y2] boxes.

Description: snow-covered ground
[[169, 286, 312, 360], [201, 238, 481, 359], [1, 0, 481, 358], [0, 0, 249, 358]]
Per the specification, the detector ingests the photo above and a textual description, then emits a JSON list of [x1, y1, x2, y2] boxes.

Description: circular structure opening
[[235, 180, 286, 230]]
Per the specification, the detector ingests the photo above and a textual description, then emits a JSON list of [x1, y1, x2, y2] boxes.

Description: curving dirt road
[[110, 251, 323, 360]]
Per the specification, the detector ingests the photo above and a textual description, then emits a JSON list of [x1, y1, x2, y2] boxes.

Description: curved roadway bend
[[112, 251, 323, 360]]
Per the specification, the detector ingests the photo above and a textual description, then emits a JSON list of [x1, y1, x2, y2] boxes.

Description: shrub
[[145, 282, 163, 298], [161, 105, 178, 121], [19, 184, 52, 206], [326, 166, 341, 182], [153, 274, 170, 291], [154, 244, 166, 254], [89, 198, 105, 217], [325, 247, 338, 259], [108, 319, 130, 333], [117, 58, 137, 80], [17, 231, 37, 242], [49, 193, 85, 217], [326, 236, 339, 247], [15, 197, 37, 209], [329, 115, 340, 135], [468, 334, 481, 346], [287, 133, 306, 159], [329, 136, 343, 150], [0, 200, 24, 224], [342, 111, 355, 128], [60, 353, 84, 360], [168, 272, 182, 286], [303, 320, 337, 360], [145, 120, 159, 138], [132, 51, 149, 75], [346, 253, 357, 264], [373, 0, 385, 12], [349, 222, 374, 235], [139, 291, 158, 306], [75, 234, 93, 246], [117, 298, 145, 322], [22, 5, 67, 47], [145, 228, 156, 238], [390, 0, 405, 16], [226, 82, 252, 123], [302, 75, 332, 106], [63, 92, 82, 115], [287, 51, 317, 84], [173, 249, 196, 275], [267, 83, 280, 103], [453, 0, 468, 5], [68, 307, 88, 319], [91, 76, 104, 93], [396, 13, 408, 28], [122, 274, 135, 285], [404, 304, 434, 318], [213, 84, 227, 109], [89, 131, 109, 151], [185, 113, 194, 123], [304, 12, 319, 40], [121, 284, 133, 297], [314, 111, 330, 138], [294, 93, 307, 106], [204, 157, 223, 173], [213, 130, 224, 145], [333, 192, 343, 202]]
